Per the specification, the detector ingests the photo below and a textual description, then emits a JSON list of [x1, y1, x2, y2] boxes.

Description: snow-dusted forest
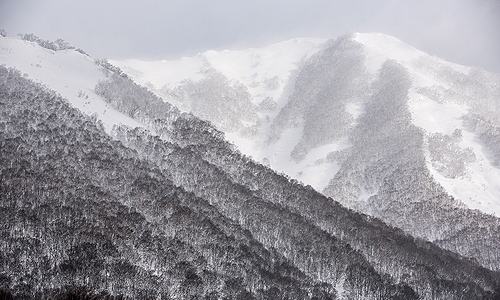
[[1, 32, 500, 299]]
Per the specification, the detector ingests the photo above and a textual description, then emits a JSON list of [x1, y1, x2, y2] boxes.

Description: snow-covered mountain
[[111, 33, 500, 270], [112, 32, 500, 216], [2, 33, 500, 299]]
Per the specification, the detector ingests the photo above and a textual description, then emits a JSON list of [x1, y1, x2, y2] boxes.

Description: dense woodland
[[1, 66, 340, 299], [1, 41, 500, 299]]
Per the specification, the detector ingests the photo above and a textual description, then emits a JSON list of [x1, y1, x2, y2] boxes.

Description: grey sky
[[1, 0, 499, 72]]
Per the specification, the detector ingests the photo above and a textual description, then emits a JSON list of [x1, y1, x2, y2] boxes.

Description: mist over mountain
[[1, 33, 500, 299]]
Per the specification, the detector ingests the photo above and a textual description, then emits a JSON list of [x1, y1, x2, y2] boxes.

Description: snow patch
[[354, 32, 470, 77], [345, 101, 364, 120], [409, 91, 468, 134], [294, 139, 351, 191], [410, 91, 500, 216], [110, 55, 208, 90], [353, 32, 425, 74]]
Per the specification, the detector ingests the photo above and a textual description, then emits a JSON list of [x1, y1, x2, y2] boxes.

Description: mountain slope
[[2, 34, 500, 299], [112, 32, 500, 271], [0, 36, 142, 132]]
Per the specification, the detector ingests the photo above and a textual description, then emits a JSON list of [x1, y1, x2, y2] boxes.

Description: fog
[[1, 0, 499, 72]]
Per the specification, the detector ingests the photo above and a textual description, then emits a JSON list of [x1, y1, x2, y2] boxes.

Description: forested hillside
[[0, 66, 337, 299], [2, 35, 500, 299]]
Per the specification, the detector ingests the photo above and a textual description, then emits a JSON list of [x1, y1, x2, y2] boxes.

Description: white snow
[[422, 122, 500, 217], [111, 55, 208, 90], [293, 139, 351, 191], [345, 101, 364, 121], [409, 91, 468, 134], [354, 32, 426, 74], [0, 36, 144, 132], [419, 116, 500, 214], [404, 62, 500, 216], [227, 130, 351, 192], [202, 38, 327, 105], [353, 32, 470, 76], [112, 37, 327, 107], [351, 33, 500, 216]]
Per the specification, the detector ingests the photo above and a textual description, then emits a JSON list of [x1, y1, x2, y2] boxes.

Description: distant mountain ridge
[[2, 33, 500, 299]]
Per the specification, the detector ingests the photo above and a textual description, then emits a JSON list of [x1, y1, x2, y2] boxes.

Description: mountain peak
[[352, 32, 470, 75]]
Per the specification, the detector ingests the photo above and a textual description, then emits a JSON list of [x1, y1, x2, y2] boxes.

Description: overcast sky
[[1, 0, 499, 72]]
